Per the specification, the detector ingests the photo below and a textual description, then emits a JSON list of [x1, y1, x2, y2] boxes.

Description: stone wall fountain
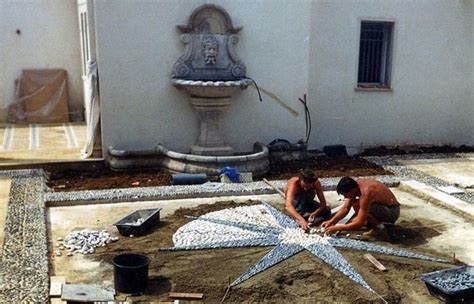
[[108, 4, 269, 176], [171, 13, 250, 156]]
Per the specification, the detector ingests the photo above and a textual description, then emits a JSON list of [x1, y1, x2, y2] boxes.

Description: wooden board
[[364, 253, 387, 271], [169, 292, 204, 299], [9, 69, 70, 123], [263, 178, 286, 198]]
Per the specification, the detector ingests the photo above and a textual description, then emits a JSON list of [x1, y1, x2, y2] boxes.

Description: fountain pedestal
[[173, 79, 251, 156], [190, 95, 233, 155]]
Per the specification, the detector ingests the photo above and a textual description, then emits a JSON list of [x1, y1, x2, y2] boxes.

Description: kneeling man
[[321, 176, 400, 236], [285, 169, 331, 231]]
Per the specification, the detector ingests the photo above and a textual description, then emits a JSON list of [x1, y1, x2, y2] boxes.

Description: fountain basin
[[157, 142, 269, 176], [172, 78, 252, 98], [107, 142, 270, 177]]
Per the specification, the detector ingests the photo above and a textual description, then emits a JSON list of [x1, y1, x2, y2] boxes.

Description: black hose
[[247, 77, 263, 102], [298, 94, 311, 145], [170, 173, 208, 185]]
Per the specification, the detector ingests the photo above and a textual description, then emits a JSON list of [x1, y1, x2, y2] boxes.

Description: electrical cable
[[247, 77, 263, 102], [298, 94, 312, 145]]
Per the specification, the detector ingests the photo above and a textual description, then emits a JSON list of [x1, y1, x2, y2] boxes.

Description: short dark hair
[[336, 176, 358, 195], [298, 169, 317, 183]]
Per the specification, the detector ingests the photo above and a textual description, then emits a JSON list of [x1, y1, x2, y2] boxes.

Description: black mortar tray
[[114, 208, 162, 236], [420, 266, 474, 303]]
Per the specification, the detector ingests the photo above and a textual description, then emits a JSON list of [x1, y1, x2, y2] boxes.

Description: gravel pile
[[422, 266, 474, 293], [55, 229, 118, 256]]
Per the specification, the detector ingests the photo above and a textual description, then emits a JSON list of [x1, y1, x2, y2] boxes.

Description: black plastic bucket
[[112, 253, 150, 294]]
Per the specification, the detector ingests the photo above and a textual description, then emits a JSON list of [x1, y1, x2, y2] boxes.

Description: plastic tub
[[114, 208, 161, 236], [420, 266, 474, 303], [112, 253, 150, 294]]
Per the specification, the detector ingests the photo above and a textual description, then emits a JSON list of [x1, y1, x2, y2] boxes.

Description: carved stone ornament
[[172, 4, 247, 81]]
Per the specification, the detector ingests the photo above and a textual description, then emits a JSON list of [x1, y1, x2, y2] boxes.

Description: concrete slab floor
[[47, 189, 473, 290], [0, 122, 90, 165], [400, 157, 474, 188]]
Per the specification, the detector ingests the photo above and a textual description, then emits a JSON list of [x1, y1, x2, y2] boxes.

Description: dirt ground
[[46, 155, 390, 191], [79, 200, 456, 303], [45, 145, 474, 192], [46, 146, 473, 302]]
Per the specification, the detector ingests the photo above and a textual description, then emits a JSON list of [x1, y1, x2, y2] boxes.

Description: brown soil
[[46, 155, 390, 192], [89, 200, 454, 303], [358, 145, 474, 156]]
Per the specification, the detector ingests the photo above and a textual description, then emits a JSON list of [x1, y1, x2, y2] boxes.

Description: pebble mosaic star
[[160, 203, 447, 294]]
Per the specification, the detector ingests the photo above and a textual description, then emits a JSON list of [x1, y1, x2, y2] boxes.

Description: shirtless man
[[321, 176, 400, 236], [284, 169, 331, 231]]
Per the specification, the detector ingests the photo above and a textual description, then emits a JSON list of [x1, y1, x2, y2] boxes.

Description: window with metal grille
[[357, 21, 394, 88]]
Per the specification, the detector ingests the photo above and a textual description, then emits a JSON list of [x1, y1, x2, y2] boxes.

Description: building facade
[[2, 0, 473, 155]]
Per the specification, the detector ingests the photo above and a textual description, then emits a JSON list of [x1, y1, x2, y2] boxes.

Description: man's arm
[[321, 198, 351, 228], [326, 194, 370, 233], [312, 180, 327, 216], [285, 179, 309, 230]]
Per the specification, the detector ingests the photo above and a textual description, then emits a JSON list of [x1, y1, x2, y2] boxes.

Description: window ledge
[[355, 86, 393, 92]]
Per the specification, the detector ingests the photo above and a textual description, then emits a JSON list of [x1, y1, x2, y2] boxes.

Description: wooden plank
[[168, 292, 204, 300], [364, 253, 387, 271], [50, 276, 66, 296], [263, 178, 286, 198], [49, 298, 66, 304]]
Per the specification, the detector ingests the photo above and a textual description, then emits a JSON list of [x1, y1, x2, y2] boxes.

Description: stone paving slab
[[400, 180, 474, 221], [399, 157, 474, 189]]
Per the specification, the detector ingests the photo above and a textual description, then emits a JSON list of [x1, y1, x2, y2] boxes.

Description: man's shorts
[[369, 202, 400, 223]]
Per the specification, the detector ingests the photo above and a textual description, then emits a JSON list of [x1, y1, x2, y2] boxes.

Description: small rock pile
[[122, 217, 145, 226], [426, 269, 474, 292], [55, 229, 119, 256]]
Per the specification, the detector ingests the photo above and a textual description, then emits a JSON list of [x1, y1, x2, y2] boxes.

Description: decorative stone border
[[0, 170, 49, 303]]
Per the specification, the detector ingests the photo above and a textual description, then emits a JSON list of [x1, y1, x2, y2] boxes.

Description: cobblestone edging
[[0, 171, 49, 303], [44, 175, 401, 206]]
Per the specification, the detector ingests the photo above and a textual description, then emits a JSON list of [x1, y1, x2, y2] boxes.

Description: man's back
[[358, 179, 398, 207]]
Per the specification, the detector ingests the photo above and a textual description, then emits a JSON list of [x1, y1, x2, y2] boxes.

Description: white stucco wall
[[0, 0, 83, 122], [94, 0, 473, 154], [309, 0, 473, 150], [95, 0, 310, 153], [469, 0, 474, 145]]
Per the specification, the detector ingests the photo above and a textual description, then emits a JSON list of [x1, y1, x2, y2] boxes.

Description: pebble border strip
[[0, 171, 49, 303], [0, 152, 472, 302]]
